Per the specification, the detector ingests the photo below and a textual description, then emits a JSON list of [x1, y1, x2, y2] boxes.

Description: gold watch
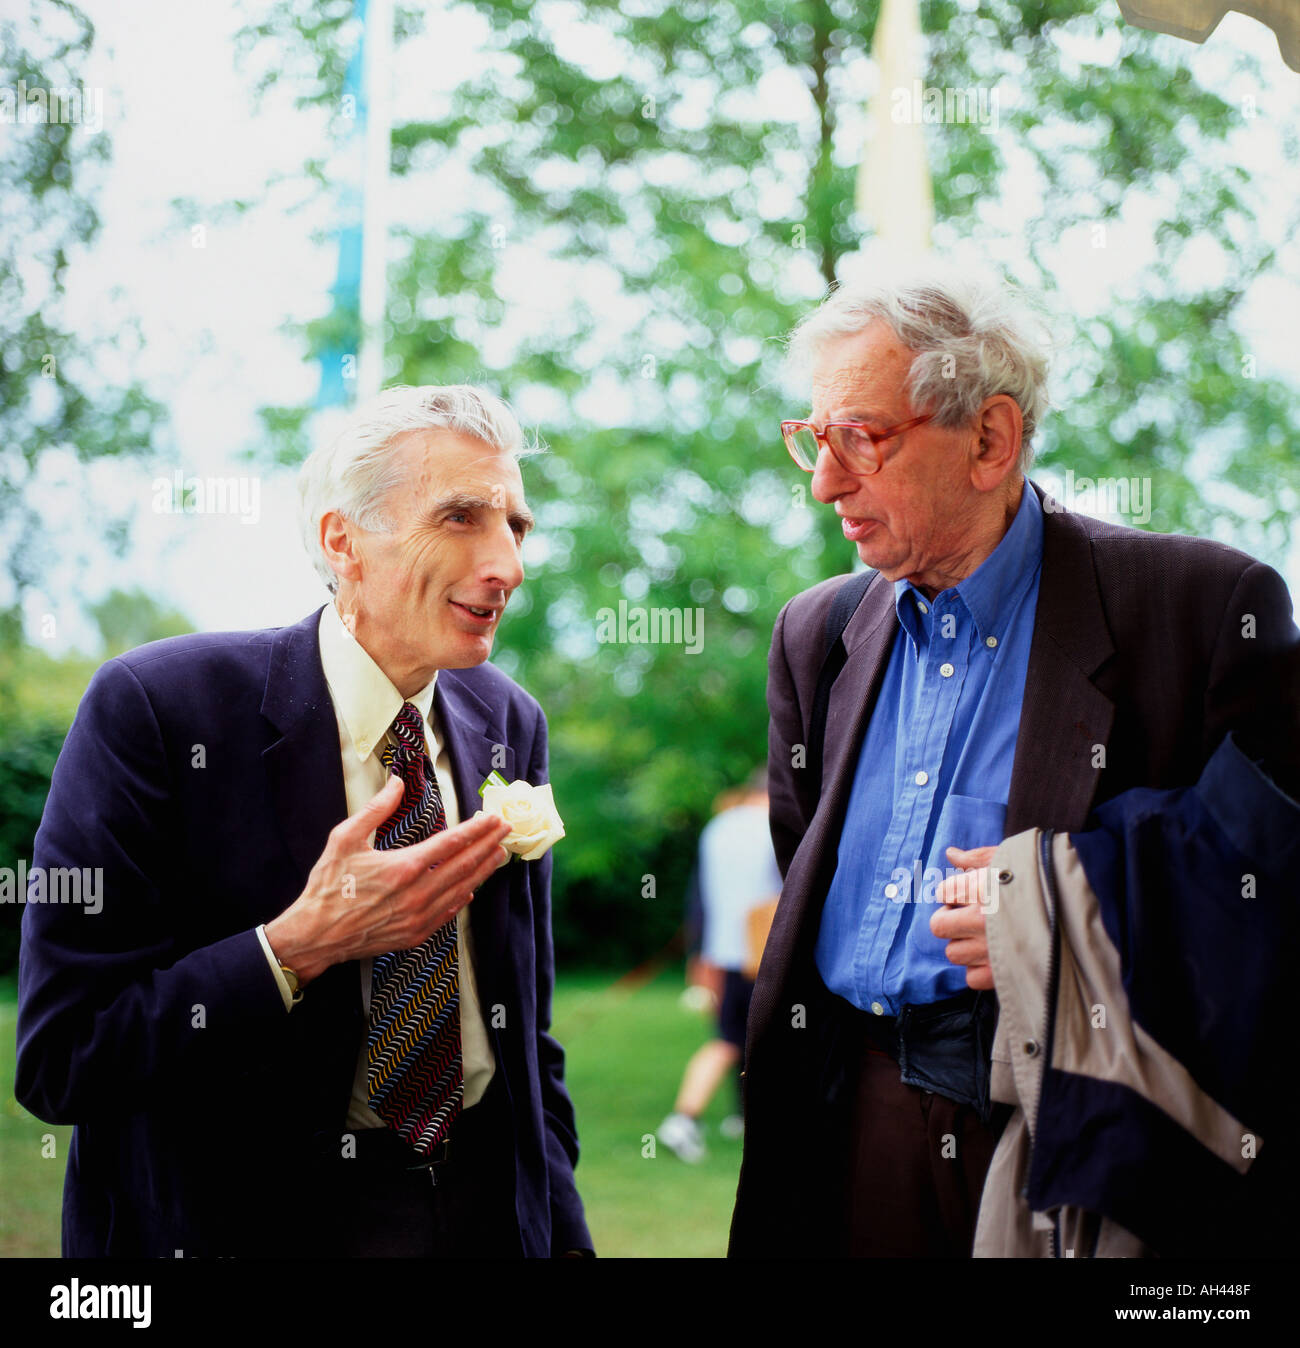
[[278, 962, 304, 1006]]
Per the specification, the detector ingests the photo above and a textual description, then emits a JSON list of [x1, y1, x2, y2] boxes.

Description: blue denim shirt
[[815, 480, 1044, 1014]]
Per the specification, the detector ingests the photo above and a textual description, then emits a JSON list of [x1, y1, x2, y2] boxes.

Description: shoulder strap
[[807, 570, 879, 792]]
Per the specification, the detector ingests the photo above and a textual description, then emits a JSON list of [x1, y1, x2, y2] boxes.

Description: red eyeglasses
[[781, 414, 935, 475]]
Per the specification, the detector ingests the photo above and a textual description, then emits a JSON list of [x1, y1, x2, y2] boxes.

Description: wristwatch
[[278, 961, 304, 1006]]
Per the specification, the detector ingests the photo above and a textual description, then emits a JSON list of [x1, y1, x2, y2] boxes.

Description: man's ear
[[970, 395, 1022, 491], [320, 510, 364, 588]]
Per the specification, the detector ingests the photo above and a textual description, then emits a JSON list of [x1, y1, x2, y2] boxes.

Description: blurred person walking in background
[[659, 769, 781, 1163]]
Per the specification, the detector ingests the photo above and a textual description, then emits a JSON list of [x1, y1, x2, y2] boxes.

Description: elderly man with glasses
[[728, 262, 1299, 1259]]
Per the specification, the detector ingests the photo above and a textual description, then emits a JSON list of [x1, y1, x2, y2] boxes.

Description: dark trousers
[[306, 1074, 522, 1258], [843, 1017, 1002, 1257]]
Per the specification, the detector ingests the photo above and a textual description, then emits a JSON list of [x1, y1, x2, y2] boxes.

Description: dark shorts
[[719, 970, 755, 1049]]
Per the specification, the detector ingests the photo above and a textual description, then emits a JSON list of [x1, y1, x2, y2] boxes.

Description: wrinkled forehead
[[809, 320, 916, 419], [390, 428, 527, 508]]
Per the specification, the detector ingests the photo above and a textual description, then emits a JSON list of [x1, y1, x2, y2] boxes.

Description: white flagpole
[[857, 0, 933, 253], [358, 0, 393, 402]]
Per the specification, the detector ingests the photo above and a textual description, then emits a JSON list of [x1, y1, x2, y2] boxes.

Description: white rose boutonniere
[[476, 771, 566, 862]]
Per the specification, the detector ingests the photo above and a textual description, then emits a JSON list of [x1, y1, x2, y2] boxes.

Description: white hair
[[787, 260, 1052, 471], [298, 383, 533, 594]]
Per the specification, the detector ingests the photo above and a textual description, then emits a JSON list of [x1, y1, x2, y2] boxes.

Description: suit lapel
[[260, 606, 349, 885], [259, 605, 361, 1116], [823, 579, 898, 807], [752, 577, 898, 1047], [1006, 483, 1116, 835], [434, 669, 515, 1007]]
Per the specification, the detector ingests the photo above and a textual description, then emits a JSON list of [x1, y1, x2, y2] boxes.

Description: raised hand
[[264, 775, 512, 986]]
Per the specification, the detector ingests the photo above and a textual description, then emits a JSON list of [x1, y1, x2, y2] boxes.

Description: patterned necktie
[[366, 700, 463, 1154]]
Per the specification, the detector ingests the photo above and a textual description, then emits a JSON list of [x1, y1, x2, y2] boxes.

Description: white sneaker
[[679, 985, 714, 1013], [719, 1114, 745, 1140], [658, 1112, 706, 1163]]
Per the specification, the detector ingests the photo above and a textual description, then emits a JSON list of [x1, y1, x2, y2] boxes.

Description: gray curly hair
[[787, 260, 1052, 471]]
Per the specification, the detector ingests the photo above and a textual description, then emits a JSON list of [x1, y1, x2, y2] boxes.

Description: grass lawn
[[553, 967, 744, 1257], [0, 975, 72, 1258], [0, 966, 740, 1258]]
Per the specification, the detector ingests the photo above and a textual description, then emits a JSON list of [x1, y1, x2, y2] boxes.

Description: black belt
[[312, 1080, 512, 1173], [310, 1122, 455, 1171], [352, 1127, 453, 1171]]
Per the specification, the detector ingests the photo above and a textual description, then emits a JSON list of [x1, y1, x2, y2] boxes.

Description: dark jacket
[[729, 480, 1300, 1256], [15, 606, 591, 1258]]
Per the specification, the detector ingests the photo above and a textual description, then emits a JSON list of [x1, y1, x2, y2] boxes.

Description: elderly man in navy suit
[[16, 385, 592, 1258]]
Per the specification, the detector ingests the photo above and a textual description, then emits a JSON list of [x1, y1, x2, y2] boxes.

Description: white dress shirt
[[256, 601, 495, 1123]]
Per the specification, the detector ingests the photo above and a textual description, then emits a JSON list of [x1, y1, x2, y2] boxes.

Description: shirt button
[[884, 883, 899, 899], [358, 741, 371, 756], [915, 770, 929, 786], [917, 602, 928, 614], [1023, 1039, 1039, 1057], [986, 635, 998, 649], [940, 662, 954, 678], [870, 1002, 884, 1016]]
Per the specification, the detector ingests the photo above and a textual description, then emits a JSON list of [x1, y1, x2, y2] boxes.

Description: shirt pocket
[[926, 794, 1007, 874], [904, 794, 1009, 968]]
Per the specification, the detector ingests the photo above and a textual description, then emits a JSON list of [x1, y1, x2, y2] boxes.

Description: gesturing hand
[[265, 775, 512, 987], [929, 844, 997, 992]]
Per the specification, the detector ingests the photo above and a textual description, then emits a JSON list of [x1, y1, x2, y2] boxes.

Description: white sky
[[17, 0, 1300, 653]]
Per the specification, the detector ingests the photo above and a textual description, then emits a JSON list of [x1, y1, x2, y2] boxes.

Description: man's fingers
[[456, 833, 517, 895], [936, 866, 987, 908], [946, 845, 997, 870], [931, 899, 985, 940], [402, 815, 511, 888], [403, 829, 513, 928], [465, 843, 515, 893], [399, 811, 509, 867], [941, 937, 986, 966], [934, 852, 997, 994]]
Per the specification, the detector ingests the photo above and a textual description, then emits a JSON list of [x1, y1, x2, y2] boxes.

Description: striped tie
[[366, 700, 463, 1154]]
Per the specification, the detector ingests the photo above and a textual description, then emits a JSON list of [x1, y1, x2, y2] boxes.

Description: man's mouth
[[839, 516, 878, 543], [450, 600, 501, 624]]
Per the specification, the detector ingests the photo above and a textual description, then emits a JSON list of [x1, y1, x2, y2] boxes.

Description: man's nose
[[481, 519, 525, 592], [810, 443, 853, 504]]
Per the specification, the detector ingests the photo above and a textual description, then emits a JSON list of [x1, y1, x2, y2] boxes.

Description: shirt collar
[[317, 600, 437, 762], [893, 478, 1043, 649]]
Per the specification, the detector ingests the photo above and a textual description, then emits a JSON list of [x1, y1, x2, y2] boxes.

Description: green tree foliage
[[0, 0, 166, 612], [235, 0, 1298, 965], [87, 586, 194, 658], [0, 592, 191, 975], [0, 634, 98, 974], [0, 717, 72, 972], [0, 1, 172, 972]]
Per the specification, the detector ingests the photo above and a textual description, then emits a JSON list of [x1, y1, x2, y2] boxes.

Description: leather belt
[[312, 1125, 453, 1171], [312, 1088, 507, 1172]]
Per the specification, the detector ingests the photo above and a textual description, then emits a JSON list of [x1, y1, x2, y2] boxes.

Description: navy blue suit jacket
[[14, 606, 591, 1257]]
